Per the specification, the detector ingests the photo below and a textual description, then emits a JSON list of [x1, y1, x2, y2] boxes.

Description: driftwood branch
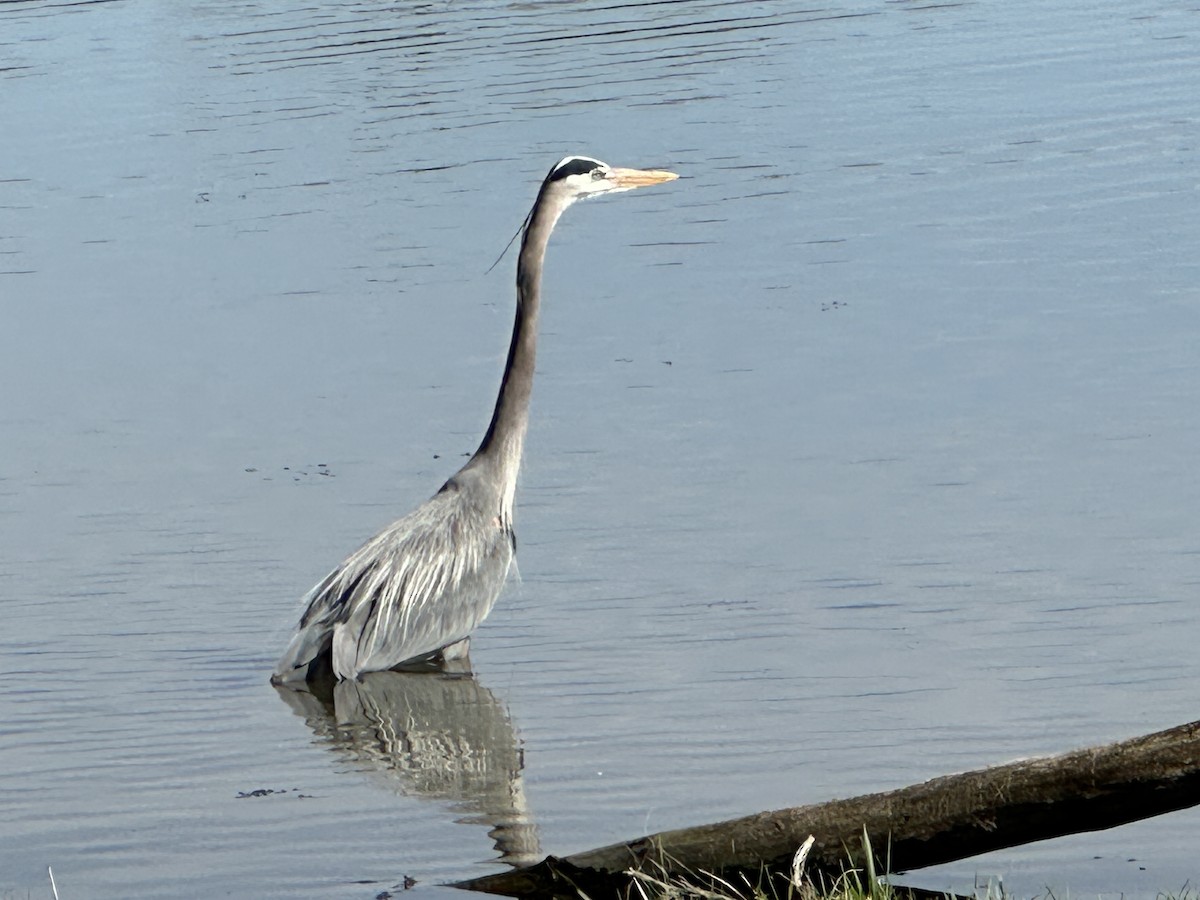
[[455, 719, 1200, 898]]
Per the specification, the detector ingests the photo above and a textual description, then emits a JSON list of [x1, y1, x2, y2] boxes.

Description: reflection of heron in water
[[275, 672, 540, 867], [273, 157, 678, 684]]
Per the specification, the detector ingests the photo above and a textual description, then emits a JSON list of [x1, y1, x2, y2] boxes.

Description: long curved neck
[[467, 190, 566, 516]]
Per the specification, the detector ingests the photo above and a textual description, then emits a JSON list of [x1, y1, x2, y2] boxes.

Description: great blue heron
[[273, 156, 678, 683]]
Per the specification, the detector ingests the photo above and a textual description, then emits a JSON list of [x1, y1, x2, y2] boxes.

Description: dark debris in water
[[375, 875, 419, 898], [235, 787, 311, 799], [244, 463, 336, 481]]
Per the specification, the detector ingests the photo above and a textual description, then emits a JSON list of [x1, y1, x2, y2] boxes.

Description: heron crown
[[546, 155, 607, 182]]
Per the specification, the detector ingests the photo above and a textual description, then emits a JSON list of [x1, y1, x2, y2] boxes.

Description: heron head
[[542, 155, 678, 203], [494, 155, 677, 270]]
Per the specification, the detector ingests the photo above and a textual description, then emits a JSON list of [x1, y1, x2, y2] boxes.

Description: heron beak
[[607, 167, 679, 189]]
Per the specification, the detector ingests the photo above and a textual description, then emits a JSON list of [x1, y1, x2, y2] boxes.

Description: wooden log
[[455, 719, 1200, 898]]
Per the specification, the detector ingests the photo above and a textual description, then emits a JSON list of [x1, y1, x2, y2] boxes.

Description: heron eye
[[591, 169, 606, 180]]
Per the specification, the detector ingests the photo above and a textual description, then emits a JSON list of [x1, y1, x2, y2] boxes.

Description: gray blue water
[[3, 1, 1198, 897]]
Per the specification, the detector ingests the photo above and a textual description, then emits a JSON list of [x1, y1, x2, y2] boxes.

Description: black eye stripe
[[547, 157, 603, 182]]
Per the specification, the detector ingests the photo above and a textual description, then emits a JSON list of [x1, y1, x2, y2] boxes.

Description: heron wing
[[274, 485, 513, 682]]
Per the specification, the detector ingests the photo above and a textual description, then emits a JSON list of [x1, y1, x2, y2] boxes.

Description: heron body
[[273, 156, 677, 683]]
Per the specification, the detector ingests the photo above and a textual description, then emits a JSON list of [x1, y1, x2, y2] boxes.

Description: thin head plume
[[485, 196, 537, 275]]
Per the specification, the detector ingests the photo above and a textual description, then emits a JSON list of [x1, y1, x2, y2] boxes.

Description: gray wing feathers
[[274, 483, 514, 682]]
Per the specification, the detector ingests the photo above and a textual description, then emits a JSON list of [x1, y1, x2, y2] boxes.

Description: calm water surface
[[2, 1, 1198, 897]]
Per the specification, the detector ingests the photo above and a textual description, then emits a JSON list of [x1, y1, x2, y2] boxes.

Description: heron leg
[[438, 637, 472, 674], [441, 636, 470, 660]]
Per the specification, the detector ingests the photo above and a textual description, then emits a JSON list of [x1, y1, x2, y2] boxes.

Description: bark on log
[[455, 719, 1200, 899]]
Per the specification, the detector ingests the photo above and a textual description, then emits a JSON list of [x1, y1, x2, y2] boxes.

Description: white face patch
[[542, 156, 621, 202]]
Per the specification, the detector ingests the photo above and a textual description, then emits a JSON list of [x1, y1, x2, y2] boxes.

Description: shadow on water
[[274, 670, 541, 868]]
